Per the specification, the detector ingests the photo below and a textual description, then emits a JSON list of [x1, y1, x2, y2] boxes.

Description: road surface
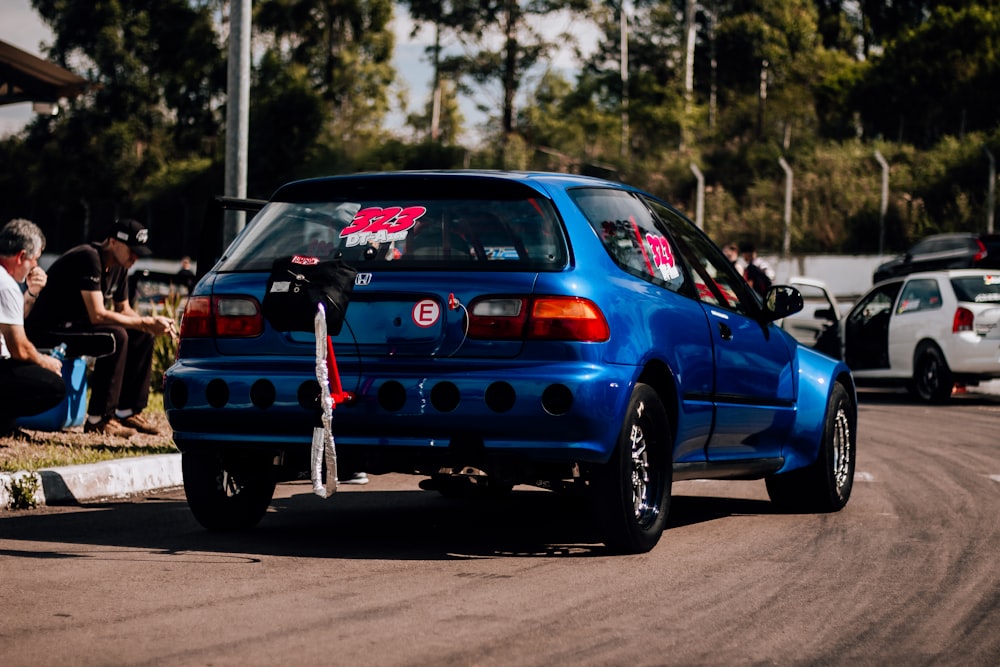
[[1, 388, 998, 666]]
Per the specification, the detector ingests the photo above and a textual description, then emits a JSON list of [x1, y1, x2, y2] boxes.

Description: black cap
[[112, 219, 152, 257]]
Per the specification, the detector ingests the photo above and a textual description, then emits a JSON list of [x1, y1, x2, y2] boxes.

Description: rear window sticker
[[482, 246, 519, 260], [341, 206, 427, 247]]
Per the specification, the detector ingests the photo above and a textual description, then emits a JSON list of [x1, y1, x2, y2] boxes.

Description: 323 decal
[[645, 233, 681, 281], [341, 206, 427, 247]]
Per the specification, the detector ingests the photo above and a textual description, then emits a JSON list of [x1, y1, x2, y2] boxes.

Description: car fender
[[780, 344, 856, 473]]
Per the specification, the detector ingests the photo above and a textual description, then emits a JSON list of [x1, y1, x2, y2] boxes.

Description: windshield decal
[[340, 206, 427, 247]]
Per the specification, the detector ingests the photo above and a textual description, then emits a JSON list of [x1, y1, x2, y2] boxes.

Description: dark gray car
[[873, 233, 1000, 283]]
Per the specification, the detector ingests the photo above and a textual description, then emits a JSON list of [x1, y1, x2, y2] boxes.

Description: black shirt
[[27, 243, 128, 331]]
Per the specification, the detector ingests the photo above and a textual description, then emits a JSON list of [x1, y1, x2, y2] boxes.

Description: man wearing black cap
[[26, 219, 176, 437]]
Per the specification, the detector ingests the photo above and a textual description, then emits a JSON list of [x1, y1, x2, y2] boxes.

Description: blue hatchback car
[[165, 171, 857, 553]]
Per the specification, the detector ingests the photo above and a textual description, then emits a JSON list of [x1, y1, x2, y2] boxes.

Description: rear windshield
[[951, 274, 1000, 303], [218, 197, 568, 272]]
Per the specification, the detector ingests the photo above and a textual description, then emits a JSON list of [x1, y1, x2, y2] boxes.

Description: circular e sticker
[[412, 299, 441, 328]]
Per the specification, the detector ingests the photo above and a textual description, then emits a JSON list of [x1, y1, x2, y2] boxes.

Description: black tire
[[766, 382, 856, 513], [590, 383, 672, 554], [909, 344, 953, 404], [182, 450, 277, 531]]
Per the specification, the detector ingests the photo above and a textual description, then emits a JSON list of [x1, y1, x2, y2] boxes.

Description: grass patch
[[0, 393, 178, 473]]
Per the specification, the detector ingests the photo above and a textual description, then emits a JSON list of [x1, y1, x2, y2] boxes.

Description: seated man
[[0, 219, 65, 437], [26, 219, 176, 437]]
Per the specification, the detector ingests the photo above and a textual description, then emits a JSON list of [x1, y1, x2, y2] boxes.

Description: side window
[[644, 197, 754, 315], [568, 188, 685, 292], [896, 278, 942, 314], [848, 283, 902, 326]]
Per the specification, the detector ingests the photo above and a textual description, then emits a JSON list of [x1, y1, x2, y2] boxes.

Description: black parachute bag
[[262, 255, 357, 334]]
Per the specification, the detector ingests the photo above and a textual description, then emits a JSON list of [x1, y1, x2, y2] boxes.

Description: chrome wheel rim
[[831, 402, 852, 498], [629, 421, 655, 525]]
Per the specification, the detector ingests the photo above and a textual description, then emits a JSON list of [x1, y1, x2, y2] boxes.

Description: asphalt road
[[2, 388, 999, 666]]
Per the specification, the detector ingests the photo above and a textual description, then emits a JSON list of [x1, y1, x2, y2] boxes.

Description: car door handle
[[718, 322, 733, 341]]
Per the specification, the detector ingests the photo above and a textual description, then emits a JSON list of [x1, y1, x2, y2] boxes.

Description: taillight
[[528, 297, 610, 341], [179, 296, 213, 337], [467, 296, 609, 342], [179, 296, 263, 338], [973, 239, 987, 263], [468, 298, 527, 339], [953, 307, 974, 333]]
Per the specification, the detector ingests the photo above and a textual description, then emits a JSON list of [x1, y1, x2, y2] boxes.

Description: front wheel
[[909, 344, 953, 404], [589, 383, 672, 554], [766, 382, 856, 512], [182, 450, 277, 531]]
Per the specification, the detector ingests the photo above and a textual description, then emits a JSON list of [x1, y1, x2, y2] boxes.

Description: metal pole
[[778, 156, 792, 257], [620, 2, 629, 159], [224, 0, 252, 244], [985, 147, 996, 234], [690, 163, 705, 230], [874, 150, 889, 256]]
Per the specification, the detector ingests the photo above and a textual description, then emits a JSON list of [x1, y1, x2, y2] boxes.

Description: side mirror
[[764, 285, 804, 321]]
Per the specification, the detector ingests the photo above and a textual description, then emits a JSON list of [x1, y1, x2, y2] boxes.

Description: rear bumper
[[945, 333, 1000, 377], [165, 357, 635, 467]]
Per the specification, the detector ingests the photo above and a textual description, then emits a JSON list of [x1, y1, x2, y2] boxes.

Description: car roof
[[871, 267, 1000, 286], [269, 170, 635, 202], [896, 268, 1000, 281]]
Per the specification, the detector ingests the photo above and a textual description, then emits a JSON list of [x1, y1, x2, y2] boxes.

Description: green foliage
[[150, 295, 182, 393], [3, 0, 999, 263], [5, 473, 41, 510]]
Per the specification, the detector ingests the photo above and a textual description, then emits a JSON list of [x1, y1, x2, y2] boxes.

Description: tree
[[27, 0, 225, 249], [853, 4, 1000, 147], [406, 79, 465, 145], [418, 0, 590, 165], [254, 0, 397, 140]]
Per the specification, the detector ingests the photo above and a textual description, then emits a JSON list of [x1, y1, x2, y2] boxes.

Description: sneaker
[[84, 418, 137, 438], [117, 413, 162, 435], [339, 472, 369, 485]]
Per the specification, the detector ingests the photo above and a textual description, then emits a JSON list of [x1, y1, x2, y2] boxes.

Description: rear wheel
[[590, 383, 672, 554], [766, 383, 856, 512], [909, 344, 953, 404], [182, 450, 277, 531]]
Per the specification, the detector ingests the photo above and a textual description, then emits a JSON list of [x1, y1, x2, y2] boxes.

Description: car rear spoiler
[[196, 195, 268, 280]]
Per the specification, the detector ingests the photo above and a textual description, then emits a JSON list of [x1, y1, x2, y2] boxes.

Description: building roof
[[0, 38, 89, 106]]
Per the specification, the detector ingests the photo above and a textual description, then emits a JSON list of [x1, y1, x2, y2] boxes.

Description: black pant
[[27, 325, 154, 419], [0, 358, 66, 432]]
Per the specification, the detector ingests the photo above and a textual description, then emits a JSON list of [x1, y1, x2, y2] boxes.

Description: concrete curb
[[0, 453, 182, 509]]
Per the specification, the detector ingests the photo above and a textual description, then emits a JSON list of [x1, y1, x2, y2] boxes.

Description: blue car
[[165, 171, 857, 553]]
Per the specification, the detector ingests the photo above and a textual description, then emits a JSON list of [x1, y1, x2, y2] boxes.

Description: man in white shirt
[[0, 219, 65, 437]]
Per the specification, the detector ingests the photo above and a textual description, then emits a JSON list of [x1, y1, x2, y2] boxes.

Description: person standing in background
[[176, 255, 196, 292], [723, 243, 747, 275], [0, 219, 65, 437], [739, 241, 775, 298]]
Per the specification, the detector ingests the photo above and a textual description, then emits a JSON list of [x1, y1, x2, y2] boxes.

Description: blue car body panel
[[165, 171, 854, 484]]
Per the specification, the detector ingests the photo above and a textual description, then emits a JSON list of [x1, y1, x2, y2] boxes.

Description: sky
[[1, 0, 597, 142]]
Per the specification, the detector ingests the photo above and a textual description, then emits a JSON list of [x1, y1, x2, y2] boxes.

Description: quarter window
[[568, 188, 686, 292]]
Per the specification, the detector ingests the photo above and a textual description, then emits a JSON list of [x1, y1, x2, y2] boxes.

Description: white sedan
[[843, 269, 1000, 402]]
